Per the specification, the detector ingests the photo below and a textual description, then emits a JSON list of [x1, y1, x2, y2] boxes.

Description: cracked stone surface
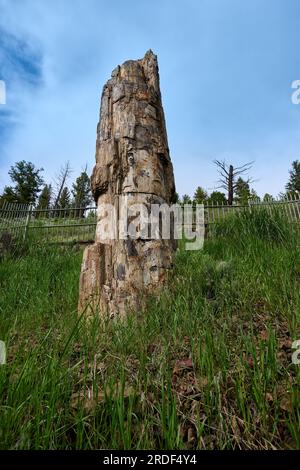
[[79, 50, 176, 317]]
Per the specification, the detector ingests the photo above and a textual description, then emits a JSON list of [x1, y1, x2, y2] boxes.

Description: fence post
[[23, 204, 32, 242]]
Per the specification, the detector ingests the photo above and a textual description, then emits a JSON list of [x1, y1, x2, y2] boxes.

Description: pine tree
[[72, 170, 92, 217], [1, 160, 44, 204], [263, 193, 275, 202], [207, 191, 227, 205], [193, 187, 208, 204], [172, 191, 180, 204], [58, 187, 71, 210], [37, 184, 52, 210], [234, 177, 251, 205], [182, 194, 192, 204], [249, 189, 260, 203], [286, 160, 300, 194], [0, 186, 16, 203]]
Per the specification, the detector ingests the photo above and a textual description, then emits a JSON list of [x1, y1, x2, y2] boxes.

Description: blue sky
[[0, 0, 300, 198]]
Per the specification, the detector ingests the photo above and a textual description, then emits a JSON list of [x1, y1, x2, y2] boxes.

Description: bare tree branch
[[53, 161, 72, 209], [213, 160, 255, 205], [213, 160, 230, 176]]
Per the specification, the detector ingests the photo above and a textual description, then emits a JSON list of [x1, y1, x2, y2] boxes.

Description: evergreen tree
[[37, 184, 52, 210], [234, 177, 251, 205], [0, 186, 16, 203], [72, 170, 92, 217], [249, 189, 260, 203], [58, 187, 71, 210], [281, 190, 299, 202], [1, 160, 44, 204], [263, 193, 275, 203], [208, 191, 227, 205], [193, 186, 208, 204], [172, 191, 180, 204], [182, 194, 192, 204], [286, 160, 300, 194]]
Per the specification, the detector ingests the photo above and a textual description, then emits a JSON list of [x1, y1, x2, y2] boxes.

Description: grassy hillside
[[0, 209, 299, 449]]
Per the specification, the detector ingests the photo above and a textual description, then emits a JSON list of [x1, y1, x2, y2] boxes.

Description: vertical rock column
[[79, 50, 176, 317]]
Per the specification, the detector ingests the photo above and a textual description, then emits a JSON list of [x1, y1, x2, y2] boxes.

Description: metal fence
[[204, 195, 300, 224], [1, 195, 300, 246], [0, 201, 97, 246], [0, 201, 31, 243]]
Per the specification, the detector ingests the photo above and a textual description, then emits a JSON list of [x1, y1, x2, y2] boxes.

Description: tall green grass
[[0, 208, 299, 449]]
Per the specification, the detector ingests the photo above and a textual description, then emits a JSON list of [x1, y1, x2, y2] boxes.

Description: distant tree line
[[1, 158, 300, 211], [0, 160, 93, 216], [177, 159, 300, 206]]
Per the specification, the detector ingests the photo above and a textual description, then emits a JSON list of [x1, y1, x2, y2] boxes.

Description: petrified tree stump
[[79, 50, 176, 317]]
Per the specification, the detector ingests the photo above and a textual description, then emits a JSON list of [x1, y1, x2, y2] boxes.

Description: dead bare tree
[[213, 160, 254, 205], [53, 161, 72, 210]]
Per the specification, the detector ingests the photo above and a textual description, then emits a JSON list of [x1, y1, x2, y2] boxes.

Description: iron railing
[[1, 194, 300, 246], [0, 202, 96, 245]]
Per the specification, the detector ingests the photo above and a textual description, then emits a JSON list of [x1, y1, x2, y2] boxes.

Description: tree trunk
[[78, 50, 176, 318], [228, 165, 234, 205]]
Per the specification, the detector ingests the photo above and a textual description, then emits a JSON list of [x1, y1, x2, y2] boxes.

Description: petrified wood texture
[[79, 50, 176, 317]]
